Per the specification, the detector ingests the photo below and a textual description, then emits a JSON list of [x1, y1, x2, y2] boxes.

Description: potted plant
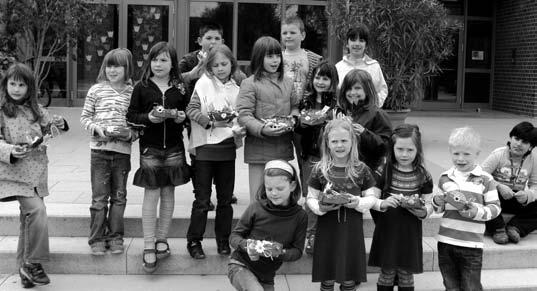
[[327, 0, 455, 124]]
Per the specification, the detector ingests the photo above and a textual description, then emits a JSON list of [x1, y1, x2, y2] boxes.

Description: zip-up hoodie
[[127, 79, 189, 150]]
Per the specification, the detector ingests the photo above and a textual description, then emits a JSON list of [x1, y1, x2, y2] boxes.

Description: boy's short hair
[[346, 24, 369, 44], [509, 121, 537, 147], [282, 16, 305, 33], [448, 126, 481, 150], [198, 22, 223, 38]]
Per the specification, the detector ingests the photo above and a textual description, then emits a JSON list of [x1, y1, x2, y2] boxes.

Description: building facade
[[5, 0, 536, 116]]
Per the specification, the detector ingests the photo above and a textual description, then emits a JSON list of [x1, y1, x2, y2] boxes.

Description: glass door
[[125, 1, 174, 81]]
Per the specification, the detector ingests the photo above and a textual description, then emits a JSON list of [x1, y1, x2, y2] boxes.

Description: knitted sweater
[[432, 166, 501, 248], [80, 82, 134, 154]]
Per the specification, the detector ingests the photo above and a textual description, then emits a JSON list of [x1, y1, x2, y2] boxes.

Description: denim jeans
[[89, 150, 131, 245], [187, 160, 234, 242], [438, 242, 483, 291], [485, 194, 537, 237], [228, 263, 275, 291], [16, 194, 49, 266]]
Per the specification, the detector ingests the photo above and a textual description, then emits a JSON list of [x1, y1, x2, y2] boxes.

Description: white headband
[[264, 160, 294, 175]]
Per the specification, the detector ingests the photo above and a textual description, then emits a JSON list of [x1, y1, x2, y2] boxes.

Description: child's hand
[[94, 126, 107, 138], [497, 184, 515, 200], [318, 202, 340, 213], [459, 202, 478, 219], [352, 122, 365, 134], [174, 111, 186, 124], [344, 195, 360, 209], [148, 111, 165, 123], [433, 193, 446, 206], [52, 114, 66, 129], [514, 190, 529, 204], [261, 122, 287, 136], [11, 145, 29, 159], [380, 196, 399, 210]]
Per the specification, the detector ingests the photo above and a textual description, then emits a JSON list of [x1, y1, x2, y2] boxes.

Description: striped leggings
[[320, 280, 357, 291], [377, 268, 414, 288], [142, 186, 175, 249]]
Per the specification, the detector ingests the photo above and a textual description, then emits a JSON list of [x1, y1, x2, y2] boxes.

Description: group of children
[[1, 15, 536, 291]]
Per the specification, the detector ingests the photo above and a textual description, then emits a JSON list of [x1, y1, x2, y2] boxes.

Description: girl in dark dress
[[368, 124, 434, 291], [307, 119, 397, 291]]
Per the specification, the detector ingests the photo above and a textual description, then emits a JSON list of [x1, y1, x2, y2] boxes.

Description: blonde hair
[[314, 118, 361, 185], [96, 48, 133, 84], [448, 126, 481, 150]]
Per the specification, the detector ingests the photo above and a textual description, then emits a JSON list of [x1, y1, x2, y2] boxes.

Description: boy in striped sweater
[[432, 127, 501, 291]]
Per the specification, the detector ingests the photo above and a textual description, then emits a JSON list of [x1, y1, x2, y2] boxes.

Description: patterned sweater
[[80, 82, 134, 155], [432, 166, 501, 248]]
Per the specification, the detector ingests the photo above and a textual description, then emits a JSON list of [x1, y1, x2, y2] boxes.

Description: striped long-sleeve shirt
[[80, 82, 134, 155], [432, 166, 501, 249]]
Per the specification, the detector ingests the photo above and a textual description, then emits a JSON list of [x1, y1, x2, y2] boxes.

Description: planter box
[[385, 108, 411, 127]]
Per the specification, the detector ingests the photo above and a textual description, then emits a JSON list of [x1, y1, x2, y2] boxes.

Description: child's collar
[[443, 165, 484, 179]]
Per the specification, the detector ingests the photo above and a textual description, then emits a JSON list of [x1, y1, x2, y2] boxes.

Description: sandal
[[142, 249, 157, 273], [155, 239, 171, 259]]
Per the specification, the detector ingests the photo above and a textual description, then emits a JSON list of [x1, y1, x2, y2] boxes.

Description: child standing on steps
[[307, 119, 397, 291], [228, 159, 307, 291], [185, 44, 246, 259], [432, 127, 500, 291], [294, 61, 339, 255], [0, 63, 68, 288], [368, 124, 434, 291], [236, 36, 300, 200], [127, 42, 191, 273], [80, 48, 135, 256]]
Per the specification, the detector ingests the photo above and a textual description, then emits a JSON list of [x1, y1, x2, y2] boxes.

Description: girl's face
[[211, 52, 232, 83], [7, 78, 28, 101], [345, 81, 366, 105], [106, 65, 126, 85], [346, 37, 367, 58], [394, 137, 418, 169], [263, 54, 281, 73], [265, 175, 296, 207], [510, 136, 532, 157], [151, 52, 172, 79], [313, 72, 332, 94], [328, 127, 352, 164]]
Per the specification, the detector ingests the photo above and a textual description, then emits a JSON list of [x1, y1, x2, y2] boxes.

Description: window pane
[[467, 0, 493, 17], [464, 72, 490, 103], [440, 0, 463, 16], [465, 21, 492, 69], [189, 2, 233, 52], [77, 4, 119, 98], [41, 61, 67, 100], [128, 5, 169, 81], [237, 3, 281, 61], [285, 4, 328, 57]]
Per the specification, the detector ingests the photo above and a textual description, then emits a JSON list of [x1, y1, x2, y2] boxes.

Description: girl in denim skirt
[[127, 42, 190, 273]]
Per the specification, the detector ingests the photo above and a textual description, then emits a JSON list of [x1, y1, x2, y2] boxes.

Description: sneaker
[[187, 240, 206, 259], [506, 226, 521, 243], [19, 263, 50, 287], [108, 241, 124, 254], [208, 201, 215, 211], [305, 234, 315, 255], [231, 195, 238, 204], [492, 228, 509, 244], [217, 240, 231, 255], [90, 242, 107, 255]]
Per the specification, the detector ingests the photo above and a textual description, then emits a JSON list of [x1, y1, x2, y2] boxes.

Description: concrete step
[[0, 202, 442, 238], [1, 235, 536, 275], [2, 270, 537, 291]]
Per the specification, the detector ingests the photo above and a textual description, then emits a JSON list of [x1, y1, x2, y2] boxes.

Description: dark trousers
[[486, 195, 537, 237], [89, 150, 131, 245], [187, 160, 234, 242], [438, 242, 483, 291]]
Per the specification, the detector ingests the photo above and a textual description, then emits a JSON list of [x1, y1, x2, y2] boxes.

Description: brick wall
[[493, 0, 537, 116]]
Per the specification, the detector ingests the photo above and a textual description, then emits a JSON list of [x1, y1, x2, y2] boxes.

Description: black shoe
[[187, 241, 206, 259], [217, 240, 231, 255], [19, 263, 50, 287], [230, 195, 238, 204], [208, 201, 215, 211]]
